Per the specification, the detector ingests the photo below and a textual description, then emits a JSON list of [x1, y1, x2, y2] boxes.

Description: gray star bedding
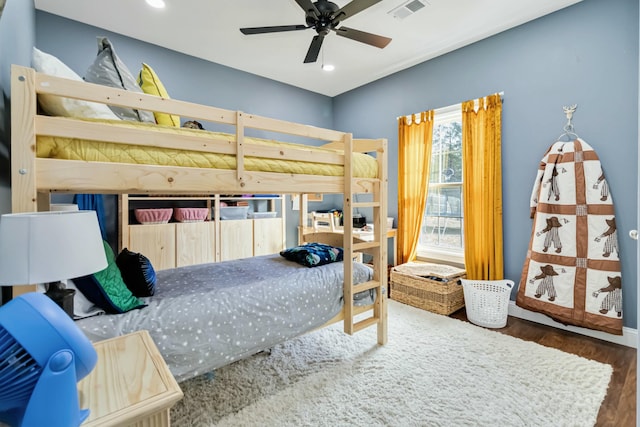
[[76, 255, 374, 382]]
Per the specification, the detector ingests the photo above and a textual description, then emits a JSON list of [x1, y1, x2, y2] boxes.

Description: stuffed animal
[[182, 120, 204, 130]]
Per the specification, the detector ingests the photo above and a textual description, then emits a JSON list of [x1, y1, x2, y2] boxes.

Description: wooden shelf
[[299, 226, 397, 266], [119, 194, 286, 269]]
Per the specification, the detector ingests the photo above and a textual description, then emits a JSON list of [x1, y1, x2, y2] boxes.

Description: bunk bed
[[9, 64, 389, 379]]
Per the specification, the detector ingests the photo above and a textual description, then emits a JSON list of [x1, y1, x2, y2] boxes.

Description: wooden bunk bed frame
[[10, 64, 388, 344]]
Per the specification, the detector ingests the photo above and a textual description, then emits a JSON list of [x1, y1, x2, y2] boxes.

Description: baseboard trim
[[508, 301, 637, 348]]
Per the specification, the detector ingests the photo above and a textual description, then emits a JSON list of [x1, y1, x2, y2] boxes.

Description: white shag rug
[[170, 300, 612, 427]]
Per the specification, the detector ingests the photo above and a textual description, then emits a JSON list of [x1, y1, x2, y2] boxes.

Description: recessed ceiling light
[[322, 64, 335, 72], [146, 0, 166, 9]]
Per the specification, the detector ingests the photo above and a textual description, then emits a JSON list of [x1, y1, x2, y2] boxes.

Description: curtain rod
[[397, 91, 505, 120]]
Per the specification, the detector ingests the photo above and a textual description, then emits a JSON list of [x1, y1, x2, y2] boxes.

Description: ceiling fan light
[[146, 0, 166, 9], [322, 64, 335, 71], [240, 0, 391, 64]]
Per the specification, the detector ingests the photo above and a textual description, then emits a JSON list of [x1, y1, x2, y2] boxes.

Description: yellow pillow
[[137, 63, 181, 127]]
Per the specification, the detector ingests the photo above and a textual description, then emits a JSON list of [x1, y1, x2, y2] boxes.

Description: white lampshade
[[0, 211, 108, 285], [50, 204, 79, 212]]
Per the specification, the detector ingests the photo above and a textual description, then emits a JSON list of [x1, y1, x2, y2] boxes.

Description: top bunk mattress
[[36, 118, 379, 178]]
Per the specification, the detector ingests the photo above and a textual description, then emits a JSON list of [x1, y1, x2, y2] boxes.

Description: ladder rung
[[353, 316, 379, 332], [353, 279, 380, 294], [352, 201, 380, 208], [353, 241, 379, 251]]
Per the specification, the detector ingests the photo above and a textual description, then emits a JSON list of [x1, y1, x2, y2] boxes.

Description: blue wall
[[27, 0, 640, 328], [0, 0, 35, 215], [333, 0, 639, 328], [0, 0, 36, 304]]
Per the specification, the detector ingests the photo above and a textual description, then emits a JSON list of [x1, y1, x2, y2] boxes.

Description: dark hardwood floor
[[448, 309, 637, 427]]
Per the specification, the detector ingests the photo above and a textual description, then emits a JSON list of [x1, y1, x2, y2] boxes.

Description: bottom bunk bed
[[75, 254, 376, 383]]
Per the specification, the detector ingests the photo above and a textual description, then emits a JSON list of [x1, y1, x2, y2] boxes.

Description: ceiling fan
[[240, 0, 392, 64]]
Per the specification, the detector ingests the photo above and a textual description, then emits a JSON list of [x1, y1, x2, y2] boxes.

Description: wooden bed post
[[214, 194, 221, 262], [10, 65, 39, 297], [119, 194, 129, 252], [298, 193, 309, 244], [11, 65, 38, 214], [343, 133, 355, 335], [236, 111, 245, 187], [376, 138, 389, 345]]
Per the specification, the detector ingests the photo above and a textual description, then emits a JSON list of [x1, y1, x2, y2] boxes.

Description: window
[[417, 106, 464, 264]]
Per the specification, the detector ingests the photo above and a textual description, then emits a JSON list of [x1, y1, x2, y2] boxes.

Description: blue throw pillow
[[73, 241, 146, 314], [280, 243, 344, 268], [116, 248, 157, 297]]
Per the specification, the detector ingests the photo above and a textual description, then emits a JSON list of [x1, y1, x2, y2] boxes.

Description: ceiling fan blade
[[304, 35, 325, 63], [332, 0, 382, 21], [334, 26, 391, 49], [294, 0, 320, 18], [240, 25, 308, 35]]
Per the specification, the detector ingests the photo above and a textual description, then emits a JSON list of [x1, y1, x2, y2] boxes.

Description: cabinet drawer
[[128, 224, 176, 270], [176, 222, 215, 267], [253, 218, 284, 256], [219, 219, 253, 261]]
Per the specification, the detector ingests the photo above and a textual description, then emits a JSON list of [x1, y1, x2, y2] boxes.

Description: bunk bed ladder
[[343, 136, 388, 345]]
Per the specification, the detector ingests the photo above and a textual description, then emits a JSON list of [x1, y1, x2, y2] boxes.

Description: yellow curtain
[[461, 94, 503, 280], [397, 110, 434, 264]]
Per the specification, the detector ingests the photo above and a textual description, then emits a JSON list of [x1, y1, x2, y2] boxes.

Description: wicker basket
[[390, 262, 466, 315]]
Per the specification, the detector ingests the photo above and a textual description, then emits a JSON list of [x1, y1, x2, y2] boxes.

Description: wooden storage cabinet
[[128, 224, 177, 270], [176, 222, 215, 267], [219, 219, 253, 261], [121, 194, 285, 269], [254, 217, 284, 256], [127, 222, 215, 269], [219, 217, 284, 261]]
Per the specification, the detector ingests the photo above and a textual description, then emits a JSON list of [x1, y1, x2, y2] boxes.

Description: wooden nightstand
[[77, 330, 183, 427]]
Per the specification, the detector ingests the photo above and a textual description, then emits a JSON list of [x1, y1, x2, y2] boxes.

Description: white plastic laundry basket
[[460, 279, 514, 328]]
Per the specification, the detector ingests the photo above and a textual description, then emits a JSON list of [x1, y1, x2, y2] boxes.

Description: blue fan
[[0, 293, 98, 427]]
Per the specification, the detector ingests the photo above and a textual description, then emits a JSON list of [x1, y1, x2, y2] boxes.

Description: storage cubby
[[119, 194, 285, 270]]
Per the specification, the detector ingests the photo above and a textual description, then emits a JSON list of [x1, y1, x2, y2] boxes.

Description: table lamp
[[0, 211, 108, 315]]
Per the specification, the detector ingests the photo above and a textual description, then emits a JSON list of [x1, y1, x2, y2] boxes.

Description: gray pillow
[[84, 37, 155, 123]]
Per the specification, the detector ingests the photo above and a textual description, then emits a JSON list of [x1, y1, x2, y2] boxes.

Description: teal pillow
[[74, 241, 146, 314], [280, 243, 344, 268]]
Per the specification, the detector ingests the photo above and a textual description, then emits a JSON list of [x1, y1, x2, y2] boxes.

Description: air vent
[[388, 0, 428, 20]]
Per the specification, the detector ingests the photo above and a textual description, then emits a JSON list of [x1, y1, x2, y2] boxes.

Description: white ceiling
[[34, 0, 582, 97]]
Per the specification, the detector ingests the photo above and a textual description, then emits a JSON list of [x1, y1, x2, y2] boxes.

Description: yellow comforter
[[36, 119, 378, 178]]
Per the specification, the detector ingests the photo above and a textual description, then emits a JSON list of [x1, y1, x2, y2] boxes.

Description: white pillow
[[67, 279, 106, 319], [31, 47, 121, 120]]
